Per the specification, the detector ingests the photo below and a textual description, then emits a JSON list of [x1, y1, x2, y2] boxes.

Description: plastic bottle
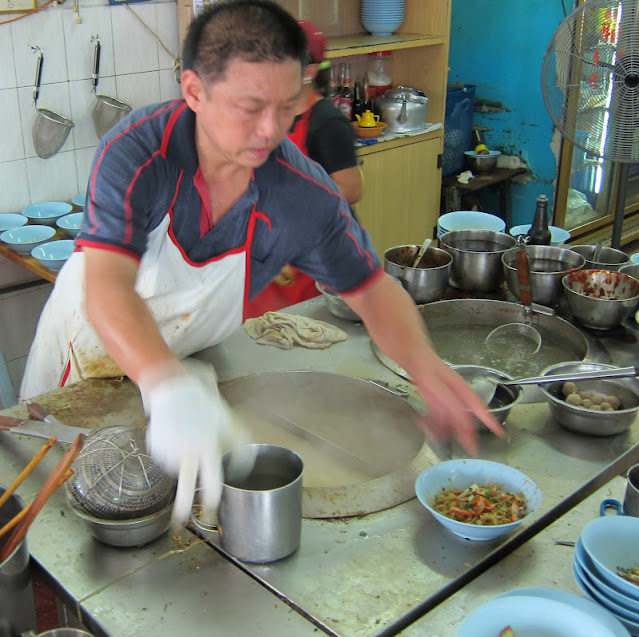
[[527, 195, 552, 246]]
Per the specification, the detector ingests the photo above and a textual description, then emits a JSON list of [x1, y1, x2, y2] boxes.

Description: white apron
[[20, 209, 256, 400]]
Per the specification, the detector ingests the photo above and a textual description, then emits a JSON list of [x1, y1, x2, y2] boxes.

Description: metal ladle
[[471, 365, 638, 406], [485, 235, 542, 357]]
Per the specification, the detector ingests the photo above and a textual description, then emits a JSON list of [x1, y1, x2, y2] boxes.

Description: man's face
[[186, 57, 302, 170]]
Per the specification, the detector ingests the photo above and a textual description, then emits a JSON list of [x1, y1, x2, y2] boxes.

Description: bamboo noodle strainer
[[31, 47, 74, 159]]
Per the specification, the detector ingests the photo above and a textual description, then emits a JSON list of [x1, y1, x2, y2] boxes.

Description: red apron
[[244, 105, 321, 320]]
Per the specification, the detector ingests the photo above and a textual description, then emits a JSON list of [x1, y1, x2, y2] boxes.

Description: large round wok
[[373, 299, 593, 381]]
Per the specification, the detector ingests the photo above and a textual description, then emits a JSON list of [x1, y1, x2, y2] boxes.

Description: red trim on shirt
[[339, 267, 385, 296], [193, 168, 213, 236], [87, 100, 181, 237], [160, 101, 188, 158], [243, 205, 259, 321], [123, 150, 163, 244], [75, 240, 142, 263]]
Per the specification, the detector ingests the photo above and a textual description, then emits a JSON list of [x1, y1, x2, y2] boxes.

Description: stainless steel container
[[377, 86, 428, 134], [440, 229, 516, 291], [218, 444, 303, 563], [502, 244, 585, 307], [569, 244, 630, 271], [562, 270, 639, 331], [384, 245, 452, 304], [539, 361, 639, 436], [0, 487, 36, 637], [315, 283, 361, 321], [451, 365, 523, 426]]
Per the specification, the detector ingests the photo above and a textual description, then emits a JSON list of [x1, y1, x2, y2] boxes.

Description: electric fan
[[541, 0, 639, 247]]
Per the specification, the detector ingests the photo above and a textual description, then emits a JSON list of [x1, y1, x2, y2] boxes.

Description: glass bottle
[[328, 65, 339, 104], [338, 63, 353, 120], [527, 195, 552, 246], [351, 81, 363, 121], [362, 75, 372, 113], [332, 63, 345, 109]]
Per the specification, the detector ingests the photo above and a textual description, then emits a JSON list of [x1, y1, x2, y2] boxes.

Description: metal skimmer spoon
[[485, 236, 542, 357]]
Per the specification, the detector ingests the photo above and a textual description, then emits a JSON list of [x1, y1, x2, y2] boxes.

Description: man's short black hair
[[182, 0, 308, 85]]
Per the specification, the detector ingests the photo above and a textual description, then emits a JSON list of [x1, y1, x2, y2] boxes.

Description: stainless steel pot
[[384, 245, 452, 304], [440, 229, 516, 291], [502, 244, 585, 307], [378, 86, 428, 134]]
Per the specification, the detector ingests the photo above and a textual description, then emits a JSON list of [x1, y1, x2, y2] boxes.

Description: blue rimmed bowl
[[31, 239, 75, 271], [415, 458, 541, 541], [0, 214, 28, 233], [56, 212, 84, 238], [21, 201, 73, 227], [1, 225, 56, 254]]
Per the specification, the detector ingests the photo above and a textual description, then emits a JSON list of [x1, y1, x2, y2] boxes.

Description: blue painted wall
[[448, 0, 572, 227]]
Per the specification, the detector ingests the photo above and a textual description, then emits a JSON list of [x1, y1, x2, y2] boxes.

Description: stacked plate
[[458, 587, 629, 636], [361, 0, 404, 36], [574, 516, 639, 636]]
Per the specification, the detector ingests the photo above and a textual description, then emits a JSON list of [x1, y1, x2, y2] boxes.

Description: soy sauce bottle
[[527, 195, 551, 246]]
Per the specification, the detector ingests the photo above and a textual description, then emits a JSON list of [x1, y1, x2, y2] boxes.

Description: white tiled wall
[[0, 0, 182, 400]]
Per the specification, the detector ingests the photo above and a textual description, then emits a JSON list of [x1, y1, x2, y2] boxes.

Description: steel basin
[[502, 244, 585, 307], [440, 230, 516, 292]]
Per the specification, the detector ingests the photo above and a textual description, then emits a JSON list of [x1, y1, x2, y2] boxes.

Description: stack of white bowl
[[361, 0, 404, 36], [573, 516, 639, 636]]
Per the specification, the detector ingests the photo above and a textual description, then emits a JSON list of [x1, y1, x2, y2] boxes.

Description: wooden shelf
[[326, 33, 445, 58]]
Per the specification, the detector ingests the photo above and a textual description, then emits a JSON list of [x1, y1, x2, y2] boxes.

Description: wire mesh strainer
[[66, 425, 176, 520], [30, 47, 74, 159], [90, 37, 132, 139]]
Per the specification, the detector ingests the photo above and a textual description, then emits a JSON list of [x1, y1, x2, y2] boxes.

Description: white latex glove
[[142, 359, 234, 526]]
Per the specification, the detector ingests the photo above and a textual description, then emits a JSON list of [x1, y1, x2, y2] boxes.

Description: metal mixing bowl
[[384, 244, 452, 304], [452, 365, 523, 426], [315, 282, 361, 321], [562, 270, 639, 331], [569, 245, 630, 271], [464, 150, 501, 174], [538, 362, 639, 436], [502, 244, 585, 307], [619, 263, 639, 280], [68, 499, 173, 547], [440, 229, 516, 291]]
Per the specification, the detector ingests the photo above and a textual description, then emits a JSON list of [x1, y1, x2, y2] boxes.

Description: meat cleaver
[[0, 402, 90, 444]]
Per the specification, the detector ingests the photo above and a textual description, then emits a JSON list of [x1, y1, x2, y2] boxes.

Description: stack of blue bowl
[[361, 0, 404, 36], [573, 516, 639, 636]]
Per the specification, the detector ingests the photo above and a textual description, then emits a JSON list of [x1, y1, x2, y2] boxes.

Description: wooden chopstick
[[0, 469, 73, 541], [0, 434, 85, 562], [0, 436, 57, 512]]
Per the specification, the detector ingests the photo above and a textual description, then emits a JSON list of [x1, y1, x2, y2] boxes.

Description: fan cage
[[541, 0, 639, 163]]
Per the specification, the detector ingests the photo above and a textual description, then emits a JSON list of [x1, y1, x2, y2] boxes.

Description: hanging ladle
[[470, 366, 638, 406], [485, 235, 542, 357], [412, 238, 433, 268]]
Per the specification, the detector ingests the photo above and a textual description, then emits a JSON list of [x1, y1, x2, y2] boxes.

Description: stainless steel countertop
[[1, 296, 638, 636]]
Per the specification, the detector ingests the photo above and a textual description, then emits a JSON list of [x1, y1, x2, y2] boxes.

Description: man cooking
[[20, 0, 503, 524]]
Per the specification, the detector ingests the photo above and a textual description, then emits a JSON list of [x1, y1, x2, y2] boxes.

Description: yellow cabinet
[[357, 136, 441, 257]]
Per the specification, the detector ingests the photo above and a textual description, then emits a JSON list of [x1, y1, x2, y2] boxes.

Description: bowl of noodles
[[415, 459, 542, 541]]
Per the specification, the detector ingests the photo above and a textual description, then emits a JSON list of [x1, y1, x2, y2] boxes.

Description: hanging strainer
[[90, 36, 132, 139], [65, 425, 176, 520], [31, 47, 74, 159]]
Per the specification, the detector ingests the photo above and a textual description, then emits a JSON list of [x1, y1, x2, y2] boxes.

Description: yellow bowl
[[351, 121, 387, 139]]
